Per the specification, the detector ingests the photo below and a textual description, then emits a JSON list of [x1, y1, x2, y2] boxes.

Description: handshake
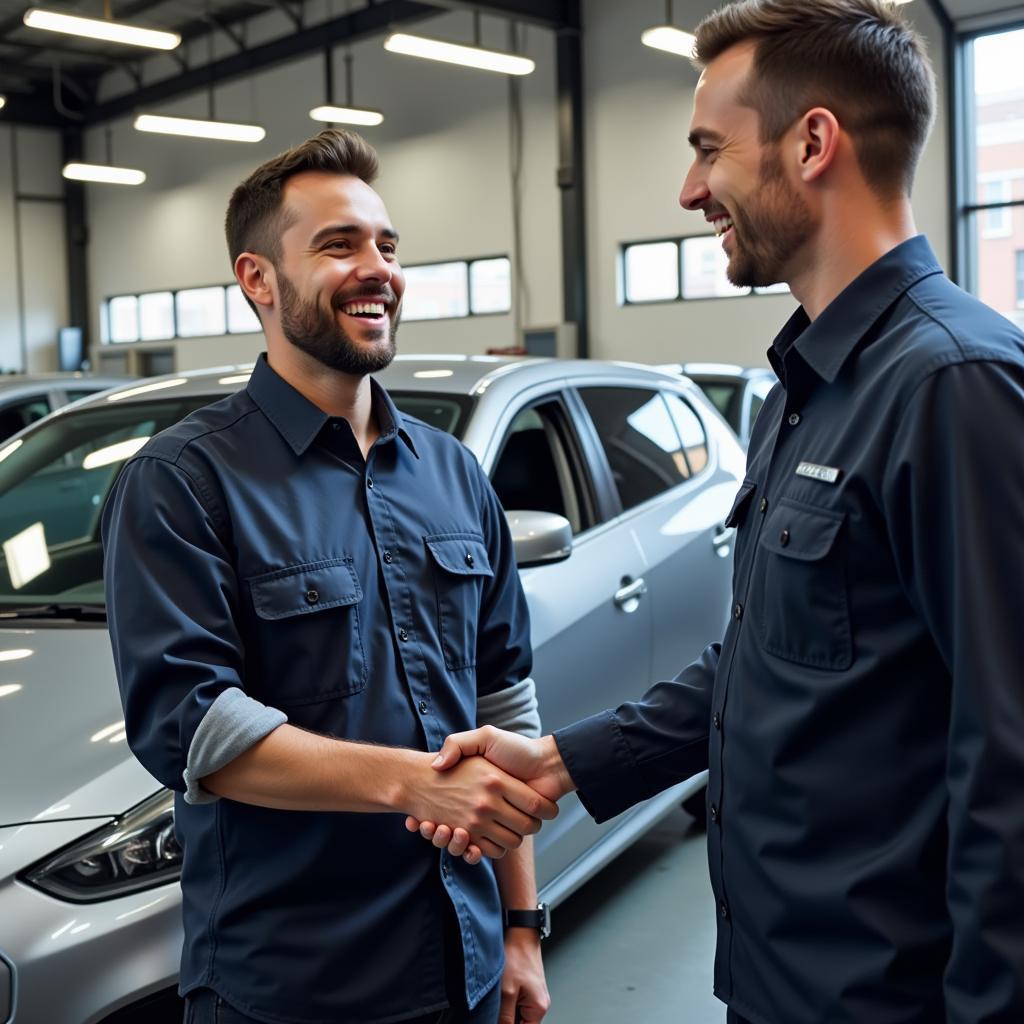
[[404, 725, 575, 864]]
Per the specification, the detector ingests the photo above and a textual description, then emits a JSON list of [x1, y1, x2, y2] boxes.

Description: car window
[[490, 398, 593, 534], [0, 397, 52, 441], [747, 378, 774, 431], [64, 388, 103, 403], [693, 381, 741, 433], [663, 392, 709, 475], [578, 387, 689, 512], [389, 392, 471, 437]]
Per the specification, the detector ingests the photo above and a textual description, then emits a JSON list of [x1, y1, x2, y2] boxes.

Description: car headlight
[[21, 790, 181, 903]]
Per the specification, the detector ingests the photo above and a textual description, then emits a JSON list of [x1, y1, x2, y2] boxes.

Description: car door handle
[[712, 525, 736, 558], [614, 576, 647, 611]]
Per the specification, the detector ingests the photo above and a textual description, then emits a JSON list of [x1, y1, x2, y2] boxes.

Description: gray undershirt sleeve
[[476, 676, 541, 738], [183, 687, 288, 805]]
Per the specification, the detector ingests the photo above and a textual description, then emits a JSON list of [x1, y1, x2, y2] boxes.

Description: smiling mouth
[[711, 215, 734, 237], [338, 301, 387, 322]]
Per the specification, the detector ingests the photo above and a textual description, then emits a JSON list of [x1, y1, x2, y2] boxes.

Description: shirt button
[[719, 901, 730, 920], [733, 603, 743, 620], [332, 422, 341, 431], [418, 700, 429, 715], [788, 413, 801, 426], [399, 628, 409, 642], [709, 804, 719, 823], [383, 550, 394, 564], [779, 529, 790, 547], [465, 553, 474, 568], [367, 477, 374, 489], [759, 498, 768, 514], [305, 589, 319, 604], [712, 712, 721, 730]]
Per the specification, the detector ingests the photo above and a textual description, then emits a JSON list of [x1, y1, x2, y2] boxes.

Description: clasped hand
[[406, 726, 571, 864]]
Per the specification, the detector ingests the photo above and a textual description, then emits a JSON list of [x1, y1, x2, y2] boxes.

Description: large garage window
[[960, 24, 1024, 330], [403, 256, 512, 321]]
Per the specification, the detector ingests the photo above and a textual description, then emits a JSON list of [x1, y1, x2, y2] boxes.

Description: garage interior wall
[[3, 0, 951, 374]]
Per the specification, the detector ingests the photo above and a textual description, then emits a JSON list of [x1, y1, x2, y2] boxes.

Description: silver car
[[0, 373, 130, 444], [681, 363, 777, 450], [0, 356, 744, 1023]]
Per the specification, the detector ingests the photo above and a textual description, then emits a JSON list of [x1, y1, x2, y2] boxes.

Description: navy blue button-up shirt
[[102, 355, 531, 1024], [556, 237, 1024, 1023]]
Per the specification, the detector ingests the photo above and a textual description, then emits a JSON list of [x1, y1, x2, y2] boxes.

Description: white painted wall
[[0, 125, 68, 372], [2, 1, 953, 374]]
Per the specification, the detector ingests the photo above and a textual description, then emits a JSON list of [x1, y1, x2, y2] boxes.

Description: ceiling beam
[[83, 0, 440, 122]]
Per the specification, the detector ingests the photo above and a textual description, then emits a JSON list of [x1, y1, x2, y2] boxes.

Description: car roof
[[69, 355, 706, 408], [0, 372, 129, 396], [681, 362, 774, 381]]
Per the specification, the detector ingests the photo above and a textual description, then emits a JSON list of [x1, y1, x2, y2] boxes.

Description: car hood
[[0, 626, 160, 825]]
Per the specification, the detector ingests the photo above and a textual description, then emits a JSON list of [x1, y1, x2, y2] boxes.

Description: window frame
[[401, 254, 513, 323]]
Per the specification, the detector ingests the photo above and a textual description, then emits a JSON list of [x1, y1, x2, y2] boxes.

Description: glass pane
[[663, 392, 709, 475], [175, 287, 227, 338], [623, 242, 679, 303], [972, 213, 1024, 330], [138, 292, 175, 341], [389, 392, 471, 437], [970, 28, 1024, 206], [227, 284, 262, 334], [469, 258, 512, 315], [108, 296, 139, 344], [681, 236, 748, 299], [402, 262, 469, 321], [579, 387, 688, 510]]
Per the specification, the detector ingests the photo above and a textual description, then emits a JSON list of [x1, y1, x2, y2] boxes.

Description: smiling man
[[413, 2, 1024, 1022], [102, 129, 554, 1024]]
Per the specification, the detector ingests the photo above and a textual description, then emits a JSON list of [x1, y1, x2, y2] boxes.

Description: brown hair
[[693, 0, 936, 198], [225, 127, 380, 276]]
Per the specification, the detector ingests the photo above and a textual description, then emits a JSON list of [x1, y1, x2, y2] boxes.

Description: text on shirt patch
[[795, 461, 841, 484]]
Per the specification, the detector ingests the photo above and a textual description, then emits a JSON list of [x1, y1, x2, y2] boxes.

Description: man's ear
[[234, 253, 276, 314], [795, 107, 841, 184]]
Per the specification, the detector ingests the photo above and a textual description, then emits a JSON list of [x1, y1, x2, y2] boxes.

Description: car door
[[482, 389, 654, 891]]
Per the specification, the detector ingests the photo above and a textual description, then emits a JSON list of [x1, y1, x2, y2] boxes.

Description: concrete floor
[[542, 806, 725, 1024]]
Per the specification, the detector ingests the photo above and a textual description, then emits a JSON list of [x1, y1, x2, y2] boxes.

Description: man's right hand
[[403, 750, 559, 861], [405, 727, 575, 862]]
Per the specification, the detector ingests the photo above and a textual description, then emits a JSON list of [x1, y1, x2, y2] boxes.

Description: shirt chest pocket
[[247, 558, 368, 704], [756, 500, 852, 671], [424, 534, 494, 671]]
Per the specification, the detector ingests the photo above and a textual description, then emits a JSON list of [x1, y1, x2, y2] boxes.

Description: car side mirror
[[507, 510, 573, 569]]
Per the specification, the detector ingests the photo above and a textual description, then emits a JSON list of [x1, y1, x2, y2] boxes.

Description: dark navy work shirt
[[102, 355, 531, 1024], [556, 237, 1024, 1023]]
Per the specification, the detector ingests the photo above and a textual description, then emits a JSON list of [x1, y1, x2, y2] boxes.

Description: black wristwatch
[[503, 902, 551, 940]]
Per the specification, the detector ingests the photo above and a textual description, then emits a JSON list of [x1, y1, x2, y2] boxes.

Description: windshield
[[0, 388, 469, 612]]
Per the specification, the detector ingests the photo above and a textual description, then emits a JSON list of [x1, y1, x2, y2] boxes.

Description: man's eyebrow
[[688, 128, 725, 148], [308, 224, 400, 246]]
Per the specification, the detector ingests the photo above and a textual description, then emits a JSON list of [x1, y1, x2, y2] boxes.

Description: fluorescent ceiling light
[[133, 113, 265, 142], [106, 377, 189, 401], [641, 25, 697, 58], [63, 162, 146, 186], [0, 96, 6, 111], [309, 105, 384, 127], [23, 8, 179, 50], [82, 436, 151, 470], [384, 32, 535, 76]]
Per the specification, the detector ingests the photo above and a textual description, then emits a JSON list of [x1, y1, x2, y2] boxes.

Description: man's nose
[[355, 246, 392, 281], [679, 163, 710, 211]]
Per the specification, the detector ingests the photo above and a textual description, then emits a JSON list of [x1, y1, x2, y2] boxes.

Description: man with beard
[[411, 1, 1024, 1022], [102, 129, 554, 1024]]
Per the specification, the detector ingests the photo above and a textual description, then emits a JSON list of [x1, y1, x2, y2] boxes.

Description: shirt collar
[[767, 235, 944, 384], [246, 354, 419, 458]]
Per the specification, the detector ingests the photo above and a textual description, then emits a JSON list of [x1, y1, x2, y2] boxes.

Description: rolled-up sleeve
[[883, 360, 1024, 1021], [102, 454, 283, 795]]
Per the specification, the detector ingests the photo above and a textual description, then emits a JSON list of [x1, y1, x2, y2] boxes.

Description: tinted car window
[[389, 392, 470, 437], [0, 397, 51, 441], [694, 381, 741, 433], [579, 387, 689, 511], [663, 392, 709, 475]]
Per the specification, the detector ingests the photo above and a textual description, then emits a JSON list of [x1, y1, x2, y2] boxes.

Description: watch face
[[539, 902, 551, 940]]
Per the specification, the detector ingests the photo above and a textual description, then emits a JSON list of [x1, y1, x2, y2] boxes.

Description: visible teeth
[[341, 302, 385, 316], [713, 217, 734, 237]]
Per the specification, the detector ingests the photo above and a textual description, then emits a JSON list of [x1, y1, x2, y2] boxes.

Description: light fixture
[[133, 113, 265, 142], [0, 96, 6, 111], [23, 8, 179, 50], [384, 13, 534, 77], [310, 47, 383, 126], [641, 1, 696, 59], [63, 127, 146, 186]]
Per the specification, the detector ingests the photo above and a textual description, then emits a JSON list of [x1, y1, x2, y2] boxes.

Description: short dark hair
[[225, 127, 380, 272], [693, 0, 936, 198]]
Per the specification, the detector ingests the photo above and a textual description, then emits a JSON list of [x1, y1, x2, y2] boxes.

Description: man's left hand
[[499, 927, 550, 1023]]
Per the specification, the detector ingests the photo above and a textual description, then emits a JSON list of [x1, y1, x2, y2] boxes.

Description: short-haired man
[[414, 2, 1024, 1021], [102, 129, 554, 1024]]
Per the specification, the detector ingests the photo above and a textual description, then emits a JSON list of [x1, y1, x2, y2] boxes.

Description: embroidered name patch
[[795, 461, 841, 484]]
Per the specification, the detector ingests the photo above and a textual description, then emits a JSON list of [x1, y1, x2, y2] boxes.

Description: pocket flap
[[424, 535, 494, 577], [249, 559, 363, 620], [725, 479, 757, 528], [760, 501, 845, 561]]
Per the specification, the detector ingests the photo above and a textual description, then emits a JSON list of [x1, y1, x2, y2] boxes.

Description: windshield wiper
[[0, 603, 107, 622]]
